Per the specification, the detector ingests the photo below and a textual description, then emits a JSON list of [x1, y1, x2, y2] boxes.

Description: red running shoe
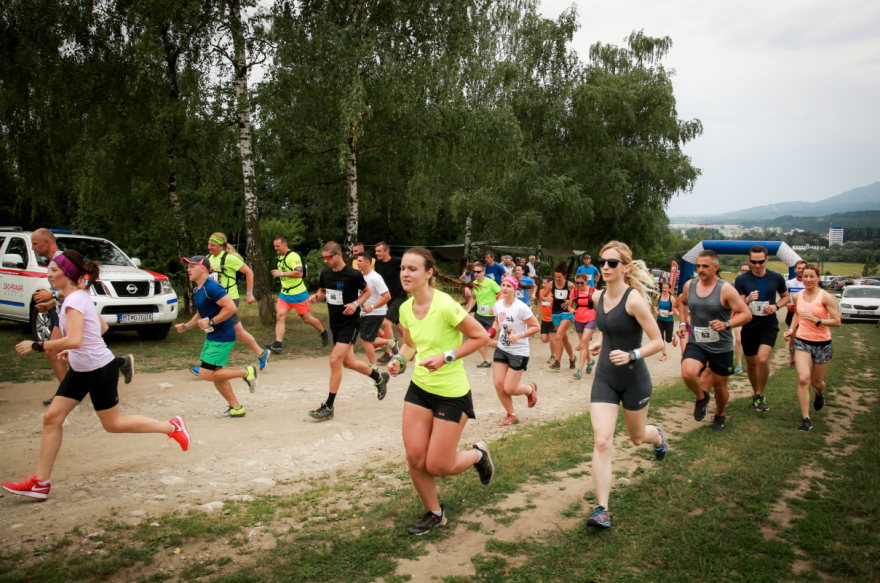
[[660, 354, 667, 362], [672, 337, 678, 347], [167, 416, 191, 451], [499, 413, 518, 426], [2, 474, 50, 500], [527, 383, 538, 408]]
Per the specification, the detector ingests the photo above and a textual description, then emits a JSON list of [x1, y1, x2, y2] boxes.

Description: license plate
[[118, 314, 153, 323], [857, 311, 875, 315]]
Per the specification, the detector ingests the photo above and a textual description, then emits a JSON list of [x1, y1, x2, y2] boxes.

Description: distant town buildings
[[792, 245, 825, 251], [828, 226, 844, 247], [785, 228, 805, 235]]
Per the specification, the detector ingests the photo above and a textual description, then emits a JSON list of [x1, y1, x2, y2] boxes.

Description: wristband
[[185, 324, 189, 331], [391, 354, 407, 374], [247, 292, 253, 295], [634, 348, 642, 361], [678, 322, 687, 327], [787, 328, 793, 333], [444, 350, 457, 364]]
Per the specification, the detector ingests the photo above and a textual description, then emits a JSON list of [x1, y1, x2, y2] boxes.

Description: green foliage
[[863, 256, 879, 277]]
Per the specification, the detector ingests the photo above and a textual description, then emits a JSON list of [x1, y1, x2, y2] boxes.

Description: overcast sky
[[539, 0, 880, 216]]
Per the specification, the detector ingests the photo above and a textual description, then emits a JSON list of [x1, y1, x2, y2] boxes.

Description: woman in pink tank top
[[783, 264, 841, 433]]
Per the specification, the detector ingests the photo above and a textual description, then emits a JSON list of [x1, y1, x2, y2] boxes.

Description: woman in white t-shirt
[[4, 250, 191, 502], [490, 275, 540, 426]]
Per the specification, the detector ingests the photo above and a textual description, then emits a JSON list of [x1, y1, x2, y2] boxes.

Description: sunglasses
[[749, 259, 766, 265], [473, 270, 484, 273], [322, 254, 337, 260], [577, 281, 588, 285], [597, 258, 627, 268]]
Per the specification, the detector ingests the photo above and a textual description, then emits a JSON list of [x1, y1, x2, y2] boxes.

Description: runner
[[386, 247, 494, 535], [177, 256, 258, 418], [571, 272, 598, 378], [549, 263, 576, 371], [190, 233, 269, 376], [783, 263, 841, 433], [5, 250, 190, 501], [482, 251, 507, 285], [266, 236, 330, 355], [513, 264, 536, 306], [732, 263, 751, 373], [306, 242, 390, 421], [673, 284, 690, 358], [734, 245, 789, 412], [538, 277, 557, 364], [357, 251, 399, 369], [350, 242, 375, 268], [586, 241, 668, 529], [470, 261, 500, 368], [677, 251, 752, 431], [374, 241, 408, 365], [489, 275, 540, 426], [653, 280, 677, 362], [785, 260, 807, 368], [575, 254, 601, 288]]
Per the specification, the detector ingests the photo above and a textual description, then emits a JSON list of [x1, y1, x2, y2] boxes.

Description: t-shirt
[[570, 286, 597, 323], [277, 251, 307, 295], [374, 257, 406, 300], [515, 276, 534, 306], [472, 278, 501, 317], [399, 290, 469, 398], [483, 262, 506, 285], [576, 265, 600, 287], [538, 289, 553, 322], [193, 279, 237, 343], [208, 252, 245, 300], [734, 270, 788, 330], [785, 277, 805, 312], [58, 289, 115, 372], [493, 298, 534, 357], [360, 270, 389, 317], [318, 265, 367, 327]]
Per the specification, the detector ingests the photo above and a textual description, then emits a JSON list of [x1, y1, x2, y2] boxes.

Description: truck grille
[[154, 281, 162, 295], [111, 281, 151, 297], [102, 305, 159, 315]]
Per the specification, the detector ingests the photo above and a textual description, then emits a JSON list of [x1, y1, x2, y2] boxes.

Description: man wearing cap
[[576, 255, 601, 288], [177, 256, 257, 419]]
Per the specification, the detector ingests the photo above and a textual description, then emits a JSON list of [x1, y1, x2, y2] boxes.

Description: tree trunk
[[230, 0, 274, 325], [463, 207, 473, 260], [344, 132, 358, 259]]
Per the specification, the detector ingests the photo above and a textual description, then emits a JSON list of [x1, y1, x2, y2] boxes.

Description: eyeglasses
[[749, 259, 766, 265], [473, 270, 483, 274], [597, 258, 627, 268]]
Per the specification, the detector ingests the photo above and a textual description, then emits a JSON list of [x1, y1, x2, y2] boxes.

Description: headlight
[[160, 280, 174, 295], [840, 303, 852, 309]]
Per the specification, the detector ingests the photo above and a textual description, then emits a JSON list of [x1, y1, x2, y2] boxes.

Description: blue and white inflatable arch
[[678, 240, 803, 294]]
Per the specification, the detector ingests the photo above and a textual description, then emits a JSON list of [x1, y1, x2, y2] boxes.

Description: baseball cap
[[181, 255, 211, 270]]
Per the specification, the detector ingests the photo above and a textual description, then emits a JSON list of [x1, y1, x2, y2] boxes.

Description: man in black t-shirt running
[[307, 242, 390, 421], [374, 241, 407, 364]]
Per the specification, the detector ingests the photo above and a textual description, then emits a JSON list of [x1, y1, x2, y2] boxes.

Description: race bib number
[[478, 304, 492, 316], [660, 310, 669, 318], [694, 326, 719, 343], [516, 289, 524, 299], [554, 289, 568, 300], [749, 301, 768, 316], [326, 289, 343, 306], [208, 272, 220, 284]]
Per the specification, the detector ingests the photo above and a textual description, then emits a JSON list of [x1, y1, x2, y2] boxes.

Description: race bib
[[749, 301, 769, 316], [554, 289, 568, 300], [694, 326, 719, 343], [326, 289, 343, 306], [516, 289, 524, 299], [208, 272, 220, 284], [478, 304, 492, 316], [660, 309, 669, 318]]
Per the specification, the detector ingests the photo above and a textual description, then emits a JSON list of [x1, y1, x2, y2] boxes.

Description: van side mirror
[[131, 258, 142, 268], [3, 253, 24, 268]]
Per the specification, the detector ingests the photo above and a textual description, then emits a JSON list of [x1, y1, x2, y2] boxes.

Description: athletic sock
[[431, 509, 443, 517], [475, 449, 484, 463], [369, 370, 382, 383], [326, 393, 337, 408], [37, 480, 50, 486]]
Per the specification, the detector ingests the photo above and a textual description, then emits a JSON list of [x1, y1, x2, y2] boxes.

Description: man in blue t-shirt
[[177, 255, 257, 419], [513, 264, 536, 306], [733, 245, 789, 413], [575, 255, 601, 287], [483, 251, 507, 285]]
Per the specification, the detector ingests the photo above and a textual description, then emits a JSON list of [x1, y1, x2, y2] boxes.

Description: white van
[[0, 228, 179, 341]]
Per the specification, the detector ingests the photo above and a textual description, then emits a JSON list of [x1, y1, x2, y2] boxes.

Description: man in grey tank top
[[677, 251, 752, 431]]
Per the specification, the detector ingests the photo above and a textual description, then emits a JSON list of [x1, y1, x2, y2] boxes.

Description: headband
[[502, 275, 519, 289], [53, 253, 82, 281], [209, 235, 225, 245]]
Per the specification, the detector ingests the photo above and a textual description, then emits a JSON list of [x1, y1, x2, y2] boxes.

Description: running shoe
[[499, 413, 519, 426], [549, 361, 560, 371], [586, 505, 611, 528], [477, 361, 491, 368], [265, 341, 283, 355], [749, 395, 760, 410], [653, 427, 668, 461], [789, 361, 796, 369], [219, 405, 246, 419], [660, 354, 667, 362], [546, 355, 556, 364], [120, 354, 135, 384], [569, 359, 576, 370], [258, 349, 270, 371], [814, 392, 825, 411], [244, 366, 258, 393], [694, 391, 711, 422], [2, 474, 50, 500], [472, 441, 494, 485], [734, 366, 743, 374], [711, 415, 726, 432], [42, 397, 53, 406], [309, 402, 334, 421], [190, 367, 201, 377], [320, 329, 331, 348], [672, 337, 678, 347], [390, 337, 400, 356], [527, 383, 538, 408], [798, 417, 812, 433], [375, 372, 390, 400], [377, 353, 392, 365], [586, 361, 594, 374], [370, 363, 378, 371], [757, 395, 770, 412], [167, 416, 191, 451], [573, 369, 583, 380], [408, 506, 447, 536]]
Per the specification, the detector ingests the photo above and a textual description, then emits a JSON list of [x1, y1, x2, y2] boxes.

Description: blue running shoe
[[190, 367, 201, 377], [258, 348, 270, 371], [654, 426, 668, 461], [586, 505, 611, 528]]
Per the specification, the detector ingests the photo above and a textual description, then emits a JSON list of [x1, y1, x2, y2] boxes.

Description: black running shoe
[[120, 354, 134, 384], [472, 441, 494, 485], [476, 361, 491, 368], [798, 417, 812, 433], [749, 395, 760, 410], [265, 341, 283, 355], [375, 372, 390, 400], [653, 427, 668, 461], [308, 402, 334, 421], [814, 393, 825, 411], [408, 505, 447, 535], [757, 395, 769, 412], [42, 397, 53, 406], [694, 391, 711, 422], [377, 353, 392, 365], [711, 415, 726, 432], [320, 329, 331, 348], [569, 359, 576, 370]]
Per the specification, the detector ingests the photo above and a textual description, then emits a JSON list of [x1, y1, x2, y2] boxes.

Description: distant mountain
[[671, 181, 880, 221]]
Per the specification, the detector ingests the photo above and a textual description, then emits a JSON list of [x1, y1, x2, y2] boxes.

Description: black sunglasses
[[473, 270, 484, 273], [749, 259, 766, 265], [597, 258, 627, 268]]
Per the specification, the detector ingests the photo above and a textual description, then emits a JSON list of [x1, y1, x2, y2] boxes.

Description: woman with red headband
[[4, 250, 190, 501]]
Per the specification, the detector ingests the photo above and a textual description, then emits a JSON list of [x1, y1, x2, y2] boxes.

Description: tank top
[[686, 279, 733, 353], [795, 290, 831, 342], [595, 288, 649, 380], [551, 281, 569, 314], [657, 295, 674, 321]]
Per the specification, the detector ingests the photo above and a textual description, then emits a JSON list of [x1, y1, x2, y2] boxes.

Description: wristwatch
[[629, 350, 637, 362], [443, 350, 457, 364], [32, 341, 45, 352], [725, 320, 731, 330], [208, 319, 215, 327]]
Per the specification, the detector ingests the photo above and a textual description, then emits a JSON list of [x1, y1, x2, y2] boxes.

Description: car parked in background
[[838, 285, 880, 322]]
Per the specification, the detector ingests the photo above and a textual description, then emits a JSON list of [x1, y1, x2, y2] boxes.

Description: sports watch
[[629, 350, 637, 362], [208, 319, 215, 327], [443, 350, 457, 364]]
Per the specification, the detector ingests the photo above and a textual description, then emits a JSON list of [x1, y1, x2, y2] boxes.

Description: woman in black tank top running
[[584, 241, 668, 530]]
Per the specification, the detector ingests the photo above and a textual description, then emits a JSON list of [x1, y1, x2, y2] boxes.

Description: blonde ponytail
[[600, 241, 653, 303]]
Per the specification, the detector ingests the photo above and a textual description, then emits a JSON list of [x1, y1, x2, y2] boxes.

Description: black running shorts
[[358, 314, 385, 342], [540, 320, 556, 335], [404, 381, 475, 424], [474, 314, 494, 331], [493, 349, 529, 371], [741, 326, 778, 357], [656, 319, 674, 343], [591, 367, 653, 411], [794, 338, 833, 365], [331, 323, 360, 345], [385, 296, 407, 325], [683, 341, 734, 376], [55, 357, 124, 411]]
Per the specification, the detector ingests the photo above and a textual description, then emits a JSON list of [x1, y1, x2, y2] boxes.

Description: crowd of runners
[[4, 230, 842, 534]]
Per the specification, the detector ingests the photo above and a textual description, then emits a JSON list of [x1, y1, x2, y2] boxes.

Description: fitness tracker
[[629, 349, 641, 362], [724, 320, 731, 330], [443, 350, 457, 364], [817, 317, 823, 326]]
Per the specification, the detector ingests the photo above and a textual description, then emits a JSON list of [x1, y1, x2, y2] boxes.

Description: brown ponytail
[[62, 249, 101, 290], [404, 247, 480, 289]]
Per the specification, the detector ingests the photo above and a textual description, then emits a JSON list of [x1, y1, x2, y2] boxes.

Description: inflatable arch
[[677, 240, 803, 294]]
